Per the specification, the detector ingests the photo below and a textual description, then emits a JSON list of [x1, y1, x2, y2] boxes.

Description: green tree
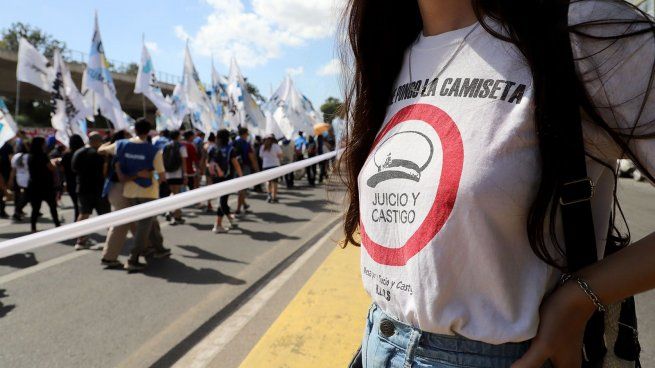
[[320, 97, 342, 124], [0, 22, 67, 58], [244, 78, 265, 103], [123, 62, 139, 76]]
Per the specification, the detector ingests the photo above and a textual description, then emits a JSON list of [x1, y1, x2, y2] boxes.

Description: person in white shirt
[[339, 0, 655, 367], [8, 145, 29, 221], [259, 134, 283, 203]]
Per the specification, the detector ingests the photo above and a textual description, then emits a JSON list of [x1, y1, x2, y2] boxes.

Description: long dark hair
[[339, 0, 655, 269]]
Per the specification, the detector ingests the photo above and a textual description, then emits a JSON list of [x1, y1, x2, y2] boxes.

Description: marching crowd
[[0, 118, 336, 272]]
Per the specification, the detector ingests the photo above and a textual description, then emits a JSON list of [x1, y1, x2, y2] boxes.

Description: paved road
[[0, 181, 345, 368], [0, 178, 654, 367]]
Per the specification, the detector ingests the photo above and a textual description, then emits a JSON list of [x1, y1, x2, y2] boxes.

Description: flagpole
[[15, 80, 20, 117]]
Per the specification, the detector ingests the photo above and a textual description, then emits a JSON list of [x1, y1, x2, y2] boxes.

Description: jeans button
[[379, 319, 395, 337]]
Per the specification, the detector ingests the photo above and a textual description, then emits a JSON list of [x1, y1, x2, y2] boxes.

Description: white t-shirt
[[358, 0, 655, 344], [11, 153, 29, 188], [165, 143, 188, 179], [259, 144, 283, 169]]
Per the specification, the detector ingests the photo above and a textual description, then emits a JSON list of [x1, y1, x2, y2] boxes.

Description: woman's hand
[[512, 282, 595, 368]]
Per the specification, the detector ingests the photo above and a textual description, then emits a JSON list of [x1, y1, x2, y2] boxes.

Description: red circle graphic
[[361, 103, 464, 266]]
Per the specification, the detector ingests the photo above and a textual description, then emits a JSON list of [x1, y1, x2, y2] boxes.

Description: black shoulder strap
[[543, 0, 606, 366]]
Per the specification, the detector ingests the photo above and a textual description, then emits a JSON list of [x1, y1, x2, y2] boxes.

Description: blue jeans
[[362, 304, 551, 368]]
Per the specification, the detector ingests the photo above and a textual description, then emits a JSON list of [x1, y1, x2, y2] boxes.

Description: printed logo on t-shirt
[[360, 103, 463, 266]]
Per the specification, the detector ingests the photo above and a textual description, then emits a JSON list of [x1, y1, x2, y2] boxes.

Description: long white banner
[[0, 151, 338, 259]]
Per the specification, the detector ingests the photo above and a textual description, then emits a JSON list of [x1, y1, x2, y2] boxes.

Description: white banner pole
[[14, 80, 21, 117]]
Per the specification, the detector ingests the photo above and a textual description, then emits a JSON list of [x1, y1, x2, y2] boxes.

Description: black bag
[[162, 141, 182, 172]]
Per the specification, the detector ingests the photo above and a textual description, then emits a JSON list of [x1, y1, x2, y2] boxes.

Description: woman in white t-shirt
[[339, 1, 655, 367], [259, 135, 283, 203]]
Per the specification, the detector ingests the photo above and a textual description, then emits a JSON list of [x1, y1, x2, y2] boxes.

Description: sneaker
[[272, 198, 279, 203], [171, 217, 185, 226], [101, 259, 124, 269], [244, 204, 251, 212], [124, 260, 147, 273], [75, 242, 90, 251], [165, 213, 172, 221], [212, 225, 228, 234], [225, 217, 237, 229], [153, 248, 172, 259]]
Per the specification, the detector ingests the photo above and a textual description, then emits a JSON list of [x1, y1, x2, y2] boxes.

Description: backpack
[[307, 141, 317, 156], [162, 141, 182, 172], [116, 140, 157, 188], [208, 145, 233, 178], [218, 146, 233, 178]]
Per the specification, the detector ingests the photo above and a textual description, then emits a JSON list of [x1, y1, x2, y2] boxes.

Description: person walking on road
[[0, 140, 14, 219], [71, 132, 110, 250], [162, 130, 187, 225], [305, 135, 317, 187], [183, 130, 200, 191], [209, 129, 242, 233], [202, 132, 216, 212], [341, 0, 655, 367], [61, 135, 85, 221], [280, 139, 295, 188], [259, 134, 283, 203], [100, 119, 171, 272], [98, 131, 135, 269], [233, 127, 259, 216], [27, 136, 60, 233], [8, 142, 29, 222]]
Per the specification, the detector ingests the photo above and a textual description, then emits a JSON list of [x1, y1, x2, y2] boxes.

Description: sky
[[0, 0, 345, 108]]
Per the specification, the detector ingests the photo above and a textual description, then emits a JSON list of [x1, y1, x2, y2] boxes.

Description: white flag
[[0, 98, 18, 148], [332, 117, 347, 149], [182, 45, 217, 135], [51, 50, 93, 147], [227, 57, 266, 136], [267, 75, 316, 137], [210, 61, 228, 129], [81, 14, 128, 131], [135, 43, 173, 117], [263, 110, 285, 139], [16, 38, 53, 91]]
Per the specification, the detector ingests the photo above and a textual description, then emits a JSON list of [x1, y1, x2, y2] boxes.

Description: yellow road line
[[238, 244, 371, 368]]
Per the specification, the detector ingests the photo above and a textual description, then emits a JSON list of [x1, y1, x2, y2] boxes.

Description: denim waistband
[[368, 304, 531, 367]]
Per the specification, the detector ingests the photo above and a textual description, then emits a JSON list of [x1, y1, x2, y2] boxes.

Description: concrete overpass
[[0, 48, 176, 126]]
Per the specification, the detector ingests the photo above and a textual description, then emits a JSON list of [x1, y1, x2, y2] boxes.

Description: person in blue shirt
[[294, 131, 307, 162], [232, 127, 259, 215]]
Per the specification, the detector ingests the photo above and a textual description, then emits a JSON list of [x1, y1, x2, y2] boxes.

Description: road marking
[[0, 248, 92, 284], [170, 222, 343, 368], [114, 213, 335, 368], [0, 198, 230, 284], [0, 219, 172, 285], [238, 235, 368, 368]]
